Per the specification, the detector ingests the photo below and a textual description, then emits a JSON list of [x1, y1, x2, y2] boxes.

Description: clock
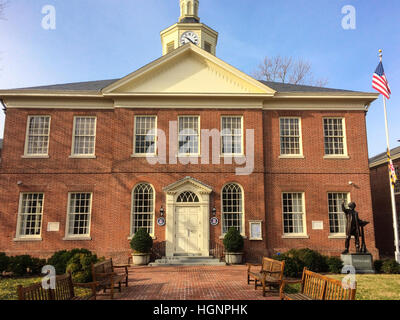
[[180, 31, 199, 46]]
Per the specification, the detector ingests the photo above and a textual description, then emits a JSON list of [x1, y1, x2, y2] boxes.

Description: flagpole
[[380, 50, 400, 262]]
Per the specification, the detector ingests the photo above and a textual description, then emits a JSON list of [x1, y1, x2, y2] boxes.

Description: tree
[[253, 55, 328, 87]]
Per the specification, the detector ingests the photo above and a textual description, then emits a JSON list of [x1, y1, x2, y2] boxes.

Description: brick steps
[[149, 256, 226, 266]]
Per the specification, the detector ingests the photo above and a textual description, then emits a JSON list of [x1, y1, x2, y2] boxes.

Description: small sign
[[312, 221, 324, 230], [157, 217, 166, 226], [249, 221, 262, 240], [210, 217, 219, 226], [47, 222, 60, 232]]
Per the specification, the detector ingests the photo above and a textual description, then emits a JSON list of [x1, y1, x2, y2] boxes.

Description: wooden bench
[[247, 257, 285, 297], [91, 259, 129, 299], [17, 273, 98, 300], [280, 267, 357, 300]]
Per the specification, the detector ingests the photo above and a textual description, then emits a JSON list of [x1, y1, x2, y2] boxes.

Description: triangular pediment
[[163, 176, 213, 195], [102, 44, 275, 95]]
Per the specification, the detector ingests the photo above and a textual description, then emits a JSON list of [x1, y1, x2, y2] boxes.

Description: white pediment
[[102, 44, 275, 95], [163, 176, 213, 195]]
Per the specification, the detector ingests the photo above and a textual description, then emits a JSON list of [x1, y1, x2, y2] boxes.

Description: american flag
[[372, 61, 391, 99]]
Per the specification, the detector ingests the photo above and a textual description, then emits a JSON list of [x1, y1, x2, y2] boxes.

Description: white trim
[[327, 191, 351, 237], [220, 182, 246, 238], [177, 115, 201, 157], [220, 115, 244, 156], [249, 220, 263, 240], [279, 117, 303, 157], [70, 116, 97, 158], [23, 115, 51, 157], [323, 117, 348, 157], [281, 192, 308, 237], [132, 115, 158, 157], [65, 192, 93, 239], [15, 192, 45, 240], [130, 183, 156, 238]]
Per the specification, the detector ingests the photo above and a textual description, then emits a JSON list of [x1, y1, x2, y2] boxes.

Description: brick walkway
[[99, 265, 280, 300]]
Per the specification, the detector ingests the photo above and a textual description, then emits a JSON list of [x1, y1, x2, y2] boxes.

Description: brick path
[[99, 265, 280, 300]]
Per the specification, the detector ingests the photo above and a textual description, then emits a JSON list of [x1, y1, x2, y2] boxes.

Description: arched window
[[132, 183, 154, 235], [222, 183, 243, 234], [177, 191, 199, 203], [187, 1, 192, 15], [194, 2, 198, 16]]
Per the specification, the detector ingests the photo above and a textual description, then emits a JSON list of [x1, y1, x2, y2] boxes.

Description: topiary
[[325, 256, 343, 274], [0, 252, 10, 274], [130, 228, 153, 254], [47, 249, 93, 275], [382, 259, 400, 274], [223, 228, 244, 253], [66, 252, 99, 283]]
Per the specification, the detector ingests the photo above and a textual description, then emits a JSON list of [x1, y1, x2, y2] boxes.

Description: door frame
[[163, 177, 212, 257]]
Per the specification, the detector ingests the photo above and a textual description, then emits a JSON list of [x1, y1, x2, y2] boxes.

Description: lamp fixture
[[212, 207, 216, 216], [160, 206, 165, 217]]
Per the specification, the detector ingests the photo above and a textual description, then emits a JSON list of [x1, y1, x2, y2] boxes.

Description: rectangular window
[[328, 192, 349, 234], [221, 116, 243, 155], [204, 42, 212, 53], [72, 117, 97, 156], [67, 193, 92, 237], [178, 116, 200, 155], [17, 193, 44, 238], [167, 41, 175, 53], [134, 116, 157, 155], [282, 193, 305, 235], [323, 118, 347, 156], [24, 116, 51, 156], [280, 117, 302, 155]]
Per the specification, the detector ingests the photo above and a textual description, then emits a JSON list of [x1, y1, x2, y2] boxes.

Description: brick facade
[[0, 107, 380, 261]]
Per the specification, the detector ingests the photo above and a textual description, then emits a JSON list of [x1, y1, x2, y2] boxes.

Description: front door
[[175, 206, 200, 255]]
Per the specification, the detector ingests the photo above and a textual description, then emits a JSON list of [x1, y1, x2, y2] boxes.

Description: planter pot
[[131, 253, 151, 266], [225, 252, 244, 264]]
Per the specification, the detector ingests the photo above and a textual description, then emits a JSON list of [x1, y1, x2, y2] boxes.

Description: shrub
[[374, 260, 384, 274], [8, 255, 34, 277], [273, 253, 302, 278], [325, 256, 343, 274], [0, 253, 10, 273], [47, 249, 93, 275], [66, 252, 99, 283], [130, 228, 154, 254], [223, 228, 244, 253], [286, 248, 328, 273], [382, 259, 400, 274]]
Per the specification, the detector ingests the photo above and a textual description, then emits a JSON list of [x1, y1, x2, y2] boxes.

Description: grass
[[0, 277, 92, 300], [283, 273, 400, 300]]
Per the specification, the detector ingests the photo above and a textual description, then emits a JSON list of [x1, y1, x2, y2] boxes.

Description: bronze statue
[[341, 201, 369, 254]]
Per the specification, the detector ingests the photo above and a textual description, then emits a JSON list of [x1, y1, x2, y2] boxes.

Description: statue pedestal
[[341, 253, 375, 274]]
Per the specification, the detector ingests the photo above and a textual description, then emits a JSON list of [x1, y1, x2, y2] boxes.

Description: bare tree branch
[[0, 0, 8, 20], [253, 55, 329, 87]]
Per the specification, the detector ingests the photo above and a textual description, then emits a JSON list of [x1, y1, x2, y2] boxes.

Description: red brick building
[[0, 2, 380, 262], [369, 147, 400, 257]]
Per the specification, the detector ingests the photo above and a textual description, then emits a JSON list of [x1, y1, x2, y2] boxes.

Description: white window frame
[[70, 116, 97, 158], [23, 115, 51, 158], [177, 115, 201, 157], [279, 117, 304, 158], [328, 192, 350, 238], [249, 220, 263, 240], [323, 117, 348, 158], [221, 116, 244, 156], [281, 192, 308, 238], [15, 193, 44, 240], [130, 183, 156, 238], [132, 115, 158, 157], [64, 192, 93, 240], [221, 183, 245, 237]]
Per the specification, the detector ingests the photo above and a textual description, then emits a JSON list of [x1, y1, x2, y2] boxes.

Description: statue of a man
[[341, 201, 361, 254]]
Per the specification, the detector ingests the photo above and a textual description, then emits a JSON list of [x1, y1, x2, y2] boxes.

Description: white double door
[[175, 206, 201, 255]]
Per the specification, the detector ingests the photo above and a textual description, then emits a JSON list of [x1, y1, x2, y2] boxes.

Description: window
[[24, 116, 50, 156], [177, 191, 199, 203], [132, 184, 155, 236], [16, 193, 44, 238], [222, 183, 244, 234], [280, 118, 302, 155], [167, 41, 175, 53], [395, 167, 400, 194], [323, 118, 347, 156], [204, 42, 212, 53], [66, 193, 92, 237], [178, 116, 200, 155], [328, 192, 349, 234], [134, 116, 157, 155], [72, 117, 97, 156], [282, 193, 306, 235], [221, 116, 243, 155]]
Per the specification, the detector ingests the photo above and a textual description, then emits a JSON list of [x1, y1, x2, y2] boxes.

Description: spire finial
[[379, 49, 383, 62]]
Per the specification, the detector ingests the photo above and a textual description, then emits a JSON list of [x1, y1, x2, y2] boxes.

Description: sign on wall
[[157, 217, 166, 227], [210, 217, 219, 226], [249, 221, 262, 240], [47, 222, 60, 232]]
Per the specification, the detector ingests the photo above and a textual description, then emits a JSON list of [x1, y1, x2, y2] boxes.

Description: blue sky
[[0, 0, 399, 157]]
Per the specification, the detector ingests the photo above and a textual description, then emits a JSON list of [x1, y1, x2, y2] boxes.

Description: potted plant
[[223, 227, 244, 264], [130, 228, 153, 265]]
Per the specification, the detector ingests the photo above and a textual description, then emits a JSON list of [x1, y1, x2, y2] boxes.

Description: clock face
[[180, 31, 199, 46]]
